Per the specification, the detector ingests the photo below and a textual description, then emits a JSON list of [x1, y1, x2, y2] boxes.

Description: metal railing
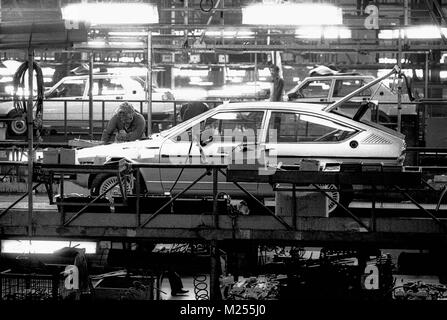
[[0, 98, 224, 139]]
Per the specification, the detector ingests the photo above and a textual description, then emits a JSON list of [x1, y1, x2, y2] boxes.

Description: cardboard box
[[59, 148, 76, 165], [275, 191, 328, 217], [43, 148, 59, 164]]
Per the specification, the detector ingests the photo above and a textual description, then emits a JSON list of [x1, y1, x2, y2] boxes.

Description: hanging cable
[[12, 60, 44, 141]]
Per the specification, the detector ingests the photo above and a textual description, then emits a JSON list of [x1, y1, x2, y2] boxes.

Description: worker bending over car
[[101, 102, 146, 144]]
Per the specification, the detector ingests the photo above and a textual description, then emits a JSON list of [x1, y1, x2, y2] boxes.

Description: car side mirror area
[[288, 92, 298, 100]]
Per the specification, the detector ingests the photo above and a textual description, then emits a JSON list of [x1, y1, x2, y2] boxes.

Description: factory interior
[[1, 0, 447, 308]]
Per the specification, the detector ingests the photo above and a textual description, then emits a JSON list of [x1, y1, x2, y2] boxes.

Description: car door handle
[[116, 96, 123, 100], [209, 153, 228, 157], [75, 97, 82, 100], [161, 154, 199, 158], [320, 98, 326, 102]]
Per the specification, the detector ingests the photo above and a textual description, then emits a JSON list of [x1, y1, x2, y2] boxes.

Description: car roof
[[303, 75, 375, 81], [216, 101, 328, 113]]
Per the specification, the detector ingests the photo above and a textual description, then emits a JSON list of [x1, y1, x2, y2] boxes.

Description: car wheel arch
[[88, 157, 148, 194]]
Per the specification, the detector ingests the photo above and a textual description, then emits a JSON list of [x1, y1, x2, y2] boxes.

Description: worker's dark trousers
[[166, 270, 184, 291]]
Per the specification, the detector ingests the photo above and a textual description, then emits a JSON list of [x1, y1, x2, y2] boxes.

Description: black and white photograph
[[0, 0, 446, 317]]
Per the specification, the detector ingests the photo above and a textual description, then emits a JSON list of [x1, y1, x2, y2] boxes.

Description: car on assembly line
[[74, 100, 406, 213], [0, 73, 175, 136], [286, 74, 416, 125]]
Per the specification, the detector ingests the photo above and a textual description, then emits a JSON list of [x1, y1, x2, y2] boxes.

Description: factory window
[[268, 112, 356, 143]]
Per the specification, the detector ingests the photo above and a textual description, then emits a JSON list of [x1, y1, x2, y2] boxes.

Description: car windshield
[[159, 107, 216, 137]]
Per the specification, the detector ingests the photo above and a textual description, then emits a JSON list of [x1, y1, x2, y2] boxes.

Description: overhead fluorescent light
[[1, 240, 97, 254], [405, 25, 447, 39], [378, 25, 447, 39], [109, 41, 145, 47], [61, 3, 159, 25], [205, 30, 254, 38], [108, 31, 149, 36], [242, 4, 343, 25], [295, 26, 351, 39]]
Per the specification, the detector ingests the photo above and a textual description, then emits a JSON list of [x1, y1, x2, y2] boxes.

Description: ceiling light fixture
[[61, 3, 159, 25], [242, 3, 343, 26]]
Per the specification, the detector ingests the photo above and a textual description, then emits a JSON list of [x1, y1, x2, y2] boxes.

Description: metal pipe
[[212, 167, 218, 229], [425, 52, 429, 98], [371, 185, 376, 232], [146, 29, 152, 136], [27, 48, 34, 236], [136, 171, 140, 227], [397, 28, 403, 133], [292, 183, 297, 230], [88, 53, 94, 140], [102, 101, 105, 134], [64, 100, 67, 140]]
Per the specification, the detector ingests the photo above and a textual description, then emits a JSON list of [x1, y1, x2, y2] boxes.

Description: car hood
[[75, 134, 165, 164], [0, 100, 14, 115]]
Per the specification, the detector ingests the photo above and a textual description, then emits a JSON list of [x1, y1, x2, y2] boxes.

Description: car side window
[[333, 79, 371, 97], [201, 111, 264, 144], [268, 112, 357, 143], [171, 111, 264, 144], [49, 79, 86, 97], [297, 80, 331, 99], [92, 79, 126, 96]]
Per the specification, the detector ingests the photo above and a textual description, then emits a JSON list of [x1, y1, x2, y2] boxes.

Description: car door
[[158, 110, 265, 197], [43, 78, 86, 131], [259, 110, 359, 196]]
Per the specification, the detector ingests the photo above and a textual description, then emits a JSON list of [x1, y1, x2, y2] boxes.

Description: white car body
[[286, 75, 416, 121], [0, 73, 175, 135], [75, 101, 406, 198]]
